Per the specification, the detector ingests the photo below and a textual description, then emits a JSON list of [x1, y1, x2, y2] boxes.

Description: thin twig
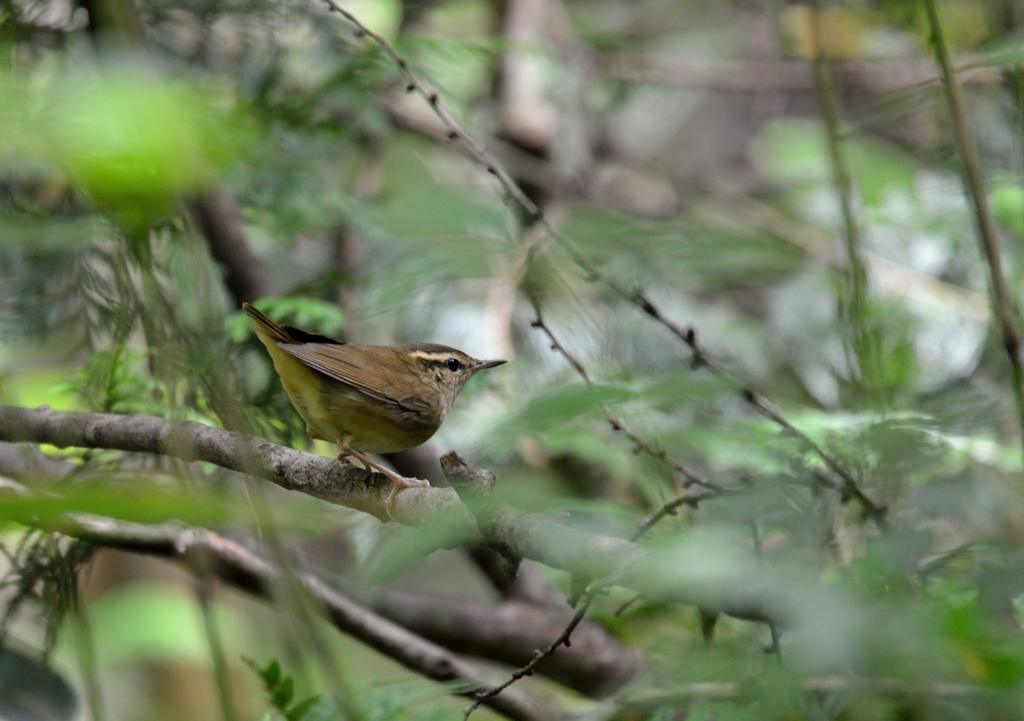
[[629, 489, 717, 543], [610, 480, 724, 617], [651, 328, 889, 525], [766, 623, 783, 661], [604, 409, 721, 493], [464, 585, 601, 721], [610, 483, 720, 617], [922, 0, 1024, 463], [619, 676, 983, 709], [318, 0, 540, 219], [194, 576, 239, 721], [529, 307, 592, 387], [320, 0, 886, 528], [529, 310, 720, 495], [808, 0, 879, 403], [513, 310, 726, 633], [613, 595, 643, 617]]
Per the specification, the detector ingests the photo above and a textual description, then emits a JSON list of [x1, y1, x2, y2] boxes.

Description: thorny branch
[[529, 305, 592, 387], [319, 1, 887, 526], [526, 311, 725, 626], [318, 0, 539, 219], [629, 487, 718, 542], [603, 409, 721, 495], [638, 327, 888, 527], [528, 311, 719, 496], [463, 585, 601, 721]]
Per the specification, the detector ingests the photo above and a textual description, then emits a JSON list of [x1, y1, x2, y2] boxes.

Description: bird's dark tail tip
[[242, 302, 292, 344]]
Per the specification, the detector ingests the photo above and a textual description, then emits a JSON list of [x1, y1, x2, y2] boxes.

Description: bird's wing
[[278, 342, 435, 414]]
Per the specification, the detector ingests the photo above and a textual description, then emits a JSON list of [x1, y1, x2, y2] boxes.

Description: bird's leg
[[336, 445, 430, 518]]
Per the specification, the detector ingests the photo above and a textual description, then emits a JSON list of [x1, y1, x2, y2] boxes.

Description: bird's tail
[[242, 302, 294, 344]]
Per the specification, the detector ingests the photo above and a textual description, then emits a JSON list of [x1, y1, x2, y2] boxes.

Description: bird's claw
[[384, 475, 431, 520]]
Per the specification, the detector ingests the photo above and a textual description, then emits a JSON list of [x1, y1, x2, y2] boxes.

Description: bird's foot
[[337, 446, 430, 520], [384, 474, 431, 519]]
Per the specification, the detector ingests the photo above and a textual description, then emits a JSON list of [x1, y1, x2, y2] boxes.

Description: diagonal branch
[[529, 306, 592, 387], [602, 409, 720, 494], [44, 514, 562, 721], [317, 0, 540, 220], [185, 187, 272, 305], [365, 588, 645, 696], [921, 0, 1024, 461], [529, 311, 720, 496], [462, 584, 600, 721]]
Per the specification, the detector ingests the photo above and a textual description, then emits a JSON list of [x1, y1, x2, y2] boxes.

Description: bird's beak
[[472, 359, 507, 372]]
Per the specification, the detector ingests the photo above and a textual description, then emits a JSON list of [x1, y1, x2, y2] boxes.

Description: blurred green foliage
[[246, 656, 461, 721], [88, 582, 244, 666], [4, 0, 1024, 719]]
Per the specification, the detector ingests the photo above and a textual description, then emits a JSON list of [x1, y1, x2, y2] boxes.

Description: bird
[[243, 302, 506, 512]]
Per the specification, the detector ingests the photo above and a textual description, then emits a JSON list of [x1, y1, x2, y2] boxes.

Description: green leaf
[[992, 183, 1024, 238], [27, 69, 242, 233], [286, 695, 331, 721], [975, 35, 1024, 68], [640, 371, 731, 410], [506, 383, 637, 436], [751, 119, 916, 205], [0, 480, 234, 527], [263, 660, 283, 690], [560, 209, 806, 290], [271, 676, 295, 711]]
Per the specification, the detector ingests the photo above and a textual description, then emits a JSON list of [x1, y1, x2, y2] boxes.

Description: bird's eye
[[445, 358, 461, 372]]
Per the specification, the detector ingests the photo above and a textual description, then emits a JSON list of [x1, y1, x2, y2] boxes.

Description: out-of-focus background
[[3, 0, 1024, 718]]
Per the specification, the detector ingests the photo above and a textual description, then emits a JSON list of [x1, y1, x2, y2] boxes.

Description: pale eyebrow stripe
[[409, 351, 455, 362]]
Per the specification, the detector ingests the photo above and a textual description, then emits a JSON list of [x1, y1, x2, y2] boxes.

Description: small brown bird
[[243, 303, 506, 510]]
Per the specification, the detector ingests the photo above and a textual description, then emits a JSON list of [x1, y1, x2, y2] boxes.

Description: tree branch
[[0, 405, 789, 625], [529, 310, 720, 495], [0, 405, 455, 527], [382, 446, 572, 609], [462, 584, 599, 721], [366, 588, 644, 697], [186, 187, 272, 305], [0, 438, 642, 699], [49, 515, 562, 721]]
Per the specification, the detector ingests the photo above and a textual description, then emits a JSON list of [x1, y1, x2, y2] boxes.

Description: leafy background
[[3, 0, 1024, 718]]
